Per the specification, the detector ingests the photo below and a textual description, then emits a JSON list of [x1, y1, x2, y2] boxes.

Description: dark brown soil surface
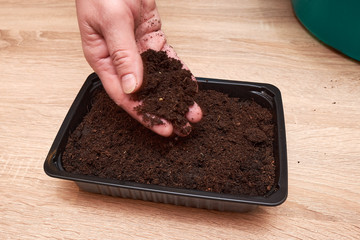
[[62, 89, 276, 196]]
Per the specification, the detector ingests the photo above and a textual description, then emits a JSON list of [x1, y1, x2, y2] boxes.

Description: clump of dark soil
[[131, 49, 197, 135], [62, 89, 276, 196]]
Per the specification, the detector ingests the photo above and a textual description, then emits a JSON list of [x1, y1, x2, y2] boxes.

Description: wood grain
[[1, 0, 360, 239]]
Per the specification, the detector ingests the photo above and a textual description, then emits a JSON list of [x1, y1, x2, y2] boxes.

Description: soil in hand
[[131, 49, 198, 135]]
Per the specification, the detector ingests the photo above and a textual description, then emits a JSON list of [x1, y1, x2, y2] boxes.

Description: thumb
[[103, 18, 143, 94]]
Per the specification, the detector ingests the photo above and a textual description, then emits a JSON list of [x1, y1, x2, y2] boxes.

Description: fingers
[[173, 122, 192, 137], [187, 102, 203, 123], [93, 70, 174, 137], [137, 31, 167, 53], [102, 17, 143, 94], [173, 102, 202, 137], [120, 100, 174, 137], [77, 0, 143, 94], [135, 4, 166, 53], [96, 69, 174, 137]]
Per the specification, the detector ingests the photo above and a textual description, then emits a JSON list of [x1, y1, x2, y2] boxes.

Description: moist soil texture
[[61, 50, 276, 197], [132, 49, 198, 135]]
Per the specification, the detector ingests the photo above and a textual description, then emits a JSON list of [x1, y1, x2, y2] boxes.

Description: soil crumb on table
[[62, 88, 276, 196]]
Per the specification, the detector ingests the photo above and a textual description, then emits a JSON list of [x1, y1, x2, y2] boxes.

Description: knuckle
[[111, 49, 132, 68]]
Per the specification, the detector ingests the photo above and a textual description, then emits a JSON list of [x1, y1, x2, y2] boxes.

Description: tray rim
[[44, 73, 288, 208]]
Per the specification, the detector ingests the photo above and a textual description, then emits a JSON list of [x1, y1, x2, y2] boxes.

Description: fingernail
[[121, 74, 137, 94]]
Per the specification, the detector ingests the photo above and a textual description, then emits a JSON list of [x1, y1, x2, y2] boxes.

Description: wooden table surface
[[1, 0, 359, 239]]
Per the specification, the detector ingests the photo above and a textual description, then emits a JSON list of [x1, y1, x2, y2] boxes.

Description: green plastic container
[[292, 0, 360, 61]]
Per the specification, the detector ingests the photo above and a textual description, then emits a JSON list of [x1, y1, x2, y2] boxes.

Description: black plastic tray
[[44, 73, 288, 212]]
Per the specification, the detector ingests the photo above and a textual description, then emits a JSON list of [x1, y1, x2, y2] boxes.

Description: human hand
[[76, 0, 202, 137]]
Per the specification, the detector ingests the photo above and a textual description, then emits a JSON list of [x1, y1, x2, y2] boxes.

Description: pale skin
[[76, 0, 203, 137]]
